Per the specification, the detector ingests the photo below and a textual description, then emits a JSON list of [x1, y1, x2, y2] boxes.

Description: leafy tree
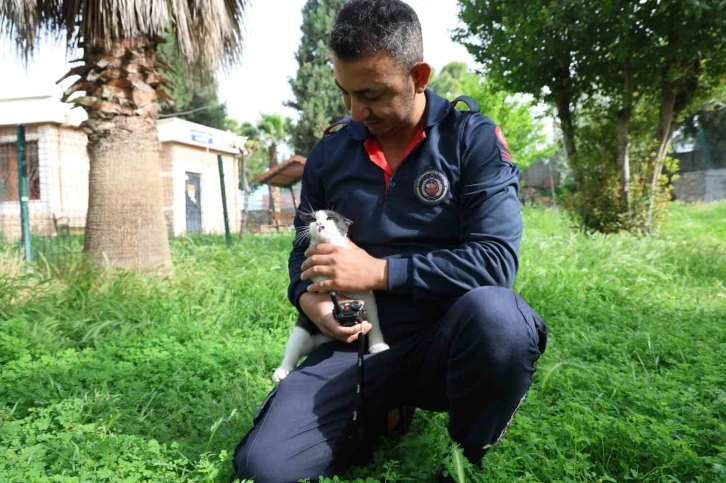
[[454, 0, 726, 233], [428, 62, 470, 100], [0, 1, 249, 269], [286, 0, 348, 156], [429, 62, 555, 171]]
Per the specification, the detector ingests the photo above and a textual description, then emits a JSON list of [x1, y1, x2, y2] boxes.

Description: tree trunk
[[242, 189, 250, 234], [269, 187, 281, 226], [85, 116, 170, 269], [71, 38, 171, 271], [616, 57, 634, 214], [268, 144, 281, 226], [553, 84, 578, 185], [645, 82, 677, 231], [239, 151, 250, 235]]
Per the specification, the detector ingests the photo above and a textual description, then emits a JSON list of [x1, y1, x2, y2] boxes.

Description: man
[[233, 0, 548, 481]]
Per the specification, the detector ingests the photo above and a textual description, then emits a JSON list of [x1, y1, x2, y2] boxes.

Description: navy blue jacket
[[287, 88, 522, 343]]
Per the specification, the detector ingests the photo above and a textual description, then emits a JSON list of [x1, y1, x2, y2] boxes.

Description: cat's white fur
[[272, 210, 389, 383]]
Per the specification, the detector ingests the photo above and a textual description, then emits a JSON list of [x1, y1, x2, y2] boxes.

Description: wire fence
[[5, 120, 723, 268], [1, 124, 297, 269]]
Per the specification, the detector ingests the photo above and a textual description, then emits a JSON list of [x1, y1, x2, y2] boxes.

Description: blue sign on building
[[191, 130, 213, 145]]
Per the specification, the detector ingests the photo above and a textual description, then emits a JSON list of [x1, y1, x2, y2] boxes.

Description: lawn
[[1, 201, 725, 482]]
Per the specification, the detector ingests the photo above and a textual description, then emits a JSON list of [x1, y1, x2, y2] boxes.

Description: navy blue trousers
[[233, 287, 548, 482]]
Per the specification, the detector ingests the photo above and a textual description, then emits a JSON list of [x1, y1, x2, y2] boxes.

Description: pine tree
[[286, 0, 348, 156], [158, 36, 228, 130]]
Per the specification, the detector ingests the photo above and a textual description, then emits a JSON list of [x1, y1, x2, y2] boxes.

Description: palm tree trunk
[[268, 144, 281, 226], [270, 187, 281, 226], [239, 151, 250, 235], [73, 38, 171, 270], [85, 115, 170, 269]]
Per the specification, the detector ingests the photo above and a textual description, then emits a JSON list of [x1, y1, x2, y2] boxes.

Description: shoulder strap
[[324, 117, 352, 136], [450, 95, 480, 113]]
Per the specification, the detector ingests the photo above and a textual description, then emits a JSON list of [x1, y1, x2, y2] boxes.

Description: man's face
[[333, 53, 418, 137]]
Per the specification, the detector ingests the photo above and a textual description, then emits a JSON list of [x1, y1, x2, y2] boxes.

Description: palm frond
[[0, 0, 248, 69]]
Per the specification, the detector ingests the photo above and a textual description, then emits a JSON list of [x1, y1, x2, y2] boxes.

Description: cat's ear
[[341, 216, 353, 226]]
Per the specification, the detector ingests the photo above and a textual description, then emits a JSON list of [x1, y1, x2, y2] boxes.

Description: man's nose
[[349, 98, 370, 122]]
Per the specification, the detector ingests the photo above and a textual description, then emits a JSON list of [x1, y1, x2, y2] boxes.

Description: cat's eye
[[326, 216, 333, 221]]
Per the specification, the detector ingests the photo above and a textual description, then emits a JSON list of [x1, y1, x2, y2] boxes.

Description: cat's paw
[[369, 343, 389, 354], [271, 367, 290, 383]]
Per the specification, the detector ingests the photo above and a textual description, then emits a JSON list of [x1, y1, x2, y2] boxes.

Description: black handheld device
[[329, 291, 365, 327]]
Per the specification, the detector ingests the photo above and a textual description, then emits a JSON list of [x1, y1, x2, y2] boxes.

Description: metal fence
[[1, 124, 297, 268], [0, 125, 87, 264]]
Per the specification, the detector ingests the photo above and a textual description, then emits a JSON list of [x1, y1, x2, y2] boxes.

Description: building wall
[[55, 126, 89, 223], [704, 168, 726, 202], [673, 168, 726, 202], [164, 142, 240, 236], [674, 171, 706, 202], [2, 123, 240, 241], [0, 124, 55, 239], [520, 159, 560, 189]]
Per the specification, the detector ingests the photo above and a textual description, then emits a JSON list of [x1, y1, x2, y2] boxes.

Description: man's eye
[[364, 94, 382, 102]]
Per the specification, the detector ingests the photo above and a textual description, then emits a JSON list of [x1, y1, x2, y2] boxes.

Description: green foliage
[[256, 113, 293, 167], [157, 36, 228, 130], [2, 202, 726, 481], [561, 99, 675, 234], [286, 0, 349, 156], [454, 0, 726, 234], [225, 120, 269, 189], [428, 62, 470, 100], [429, 62, 556, 171]]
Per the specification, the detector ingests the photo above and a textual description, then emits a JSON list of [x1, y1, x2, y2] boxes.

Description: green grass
[[1, 201, 725, 482]]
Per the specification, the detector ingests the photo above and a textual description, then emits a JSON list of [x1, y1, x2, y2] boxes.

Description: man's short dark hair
[[329, 0, 423, 70]]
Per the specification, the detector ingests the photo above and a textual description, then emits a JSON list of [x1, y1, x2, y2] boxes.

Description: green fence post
[[16, 125, 32, 261], [217, 154, 232, 247]]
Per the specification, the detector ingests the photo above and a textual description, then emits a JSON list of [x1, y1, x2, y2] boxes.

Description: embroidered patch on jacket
[[495, 126, 514, 164], [414, 169, 450, 205]]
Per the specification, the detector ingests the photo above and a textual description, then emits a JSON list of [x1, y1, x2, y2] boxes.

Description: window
[[0, 141, 40, 202]]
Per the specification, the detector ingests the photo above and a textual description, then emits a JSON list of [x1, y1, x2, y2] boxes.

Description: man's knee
[[234, 434, 329, 483], [450, 286, 542, 370]]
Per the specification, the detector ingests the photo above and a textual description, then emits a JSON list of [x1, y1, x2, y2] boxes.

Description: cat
[[272, 209, 389, 383]]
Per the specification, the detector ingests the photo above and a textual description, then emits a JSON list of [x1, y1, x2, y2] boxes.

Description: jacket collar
[[347, 88, 451, 141]]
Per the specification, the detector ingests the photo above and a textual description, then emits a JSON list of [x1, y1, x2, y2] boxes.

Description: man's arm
[[386, 116, 522, 300]]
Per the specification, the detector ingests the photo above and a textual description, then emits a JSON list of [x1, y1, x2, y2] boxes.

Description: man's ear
[[411, 62, 432, 94]]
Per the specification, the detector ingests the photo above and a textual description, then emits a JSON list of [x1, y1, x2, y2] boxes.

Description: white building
[[0, 92, 240, 241]]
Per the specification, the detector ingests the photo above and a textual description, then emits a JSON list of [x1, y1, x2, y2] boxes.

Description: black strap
[[331, 324, 374, 474], [352, 328, 366, 425], [451, 95, 480, 113]]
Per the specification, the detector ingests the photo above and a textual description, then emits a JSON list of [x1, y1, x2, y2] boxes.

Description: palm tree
[[229, 121, 263, 235], [0, 1, 248, 270], [256, 114, 291, 227]]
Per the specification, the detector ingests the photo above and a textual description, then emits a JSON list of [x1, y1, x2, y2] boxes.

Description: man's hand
[[299, 292, 372, 343], [300, 240, 388, 293]]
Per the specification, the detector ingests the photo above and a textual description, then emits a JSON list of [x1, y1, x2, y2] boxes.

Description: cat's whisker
[[294, 226, 311, 244], [297, 206, 315, 219]]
